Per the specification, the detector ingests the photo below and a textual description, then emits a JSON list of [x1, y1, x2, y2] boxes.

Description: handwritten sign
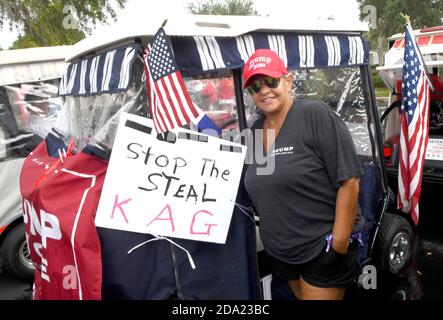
[[95, 112, 247, 244], [426, 138, 443, 161]]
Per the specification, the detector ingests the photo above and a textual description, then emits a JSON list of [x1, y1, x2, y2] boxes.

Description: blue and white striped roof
[[58, 44, 141, 97], [59, 31, 368, 96], [66, 15, 369, 62], [173, 32, 369, 77]]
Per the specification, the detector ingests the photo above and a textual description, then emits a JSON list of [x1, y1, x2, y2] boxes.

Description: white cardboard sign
[[426, 138, 443, 161], [95, 112, 247, 244]]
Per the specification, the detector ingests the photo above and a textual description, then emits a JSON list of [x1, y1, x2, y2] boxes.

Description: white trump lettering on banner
[[95, 112, 246, 244], [23, 198, 62, 282]]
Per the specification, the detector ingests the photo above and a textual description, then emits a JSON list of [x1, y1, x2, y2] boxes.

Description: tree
[[187, 0, 258, 16], [358, 0, 443, 64], [0, 0, 126, 48]]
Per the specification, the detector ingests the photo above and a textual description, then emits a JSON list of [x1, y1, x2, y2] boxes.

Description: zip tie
[[58, 149, 64, 163], [127, 237, 163, 254], [127, 234, 196, 270], [325, 231, 365, 253], [234, 203, 256, 224], [235, 203, 255, 213], [34, 138, 75, 188], [325, 234, 333, 253], [350, 231, 364, 247], [163, 236, 196, 270]]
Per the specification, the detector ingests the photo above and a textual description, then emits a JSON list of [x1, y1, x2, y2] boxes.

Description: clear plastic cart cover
[[243, 66, 377, 161], [54, 41, 376, 166], [56, 64, 377, 161], [55, 58, 148, 153], [56, 48, 245, 153], [0, 81, 62, 161]]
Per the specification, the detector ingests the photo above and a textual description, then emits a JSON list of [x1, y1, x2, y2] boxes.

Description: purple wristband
[[325, 234, 333, 253], [325, 231, 363, 252]]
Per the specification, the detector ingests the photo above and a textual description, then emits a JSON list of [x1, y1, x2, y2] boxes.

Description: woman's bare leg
[[299, 276, 345, 300], [288, 279, 302, 299]]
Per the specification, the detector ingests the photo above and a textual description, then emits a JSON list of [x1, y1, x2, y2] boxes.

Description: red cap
[[243, 49, 288, 88]]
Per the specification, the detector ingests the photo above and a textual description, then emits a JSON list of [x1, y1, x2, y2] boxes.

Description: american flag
[[143, 28, 200, 133], [397, 23, 432, 225]]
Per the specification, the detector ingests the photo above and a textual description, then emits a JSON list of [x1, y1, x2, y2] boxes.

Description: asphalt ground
[[0, 268, 32, 300]]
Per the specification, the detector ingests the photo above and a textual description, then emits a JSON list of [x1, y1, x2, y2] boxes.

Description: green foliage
[[187, 0, 258, 15], [0, 0, 126, 48], [10, 34, 39, 49], [371, 66, 385, 88]]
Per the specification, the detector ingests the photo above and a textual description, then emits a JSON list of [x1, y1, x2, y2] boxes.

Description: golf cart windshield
[[243, 66, 374, 158], [0, 80, 64, 161]]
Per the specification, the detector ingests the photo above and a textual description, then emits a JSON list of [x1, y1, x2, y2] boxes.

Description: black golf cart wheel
[[374, 212, 413, 274], [1, 223, 35, 280]]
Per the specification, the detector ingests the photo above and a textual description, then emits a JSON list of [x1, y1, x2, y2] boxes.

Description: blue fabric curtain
[[173, 32, 369, 77], [59, 32, 369, 96], [58, 44, 141, 97]]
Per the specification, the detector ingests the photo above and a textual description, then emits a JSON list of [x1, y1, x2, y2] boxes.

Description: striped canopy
[[174, 32, 369, 77], [59, 32, 369, 96], [58, 44, 141, 97]]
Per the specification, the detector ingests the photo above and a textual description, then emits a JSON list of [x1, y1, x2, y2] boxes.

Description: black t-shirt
[[244, 99, 364, 264]]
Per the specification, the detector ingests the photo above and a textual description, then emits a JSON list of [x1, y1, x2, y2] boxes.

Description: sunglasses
[[246, 76, 281, 94]]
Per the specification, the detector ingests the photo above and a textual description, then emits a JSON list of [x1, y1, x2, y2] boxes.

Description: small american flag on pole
[[143, 27, 200, 133], [397, 22, 433, 225]]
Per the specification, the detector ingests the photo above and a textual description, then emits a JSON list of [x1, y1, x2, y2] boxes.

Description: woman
[[243, 49, 364, 300]]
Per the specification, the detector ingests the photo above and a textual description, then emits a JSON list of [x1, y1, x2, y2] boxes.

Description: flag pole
[[397, 12, 433, 224], [400, 12, 410, 24], [400, 13, 435, 91]]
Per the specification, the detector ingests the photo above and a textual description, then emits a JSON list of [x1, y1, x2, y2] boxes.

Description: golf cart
[[0, 45, 69, 280], [377, 26, 443, 234], [24, 14, 410, 299]]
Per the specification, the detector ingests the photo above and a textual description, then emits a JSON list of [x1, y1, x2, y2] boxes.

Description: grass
[[371, 67, 391, 99], [374, 86, 391, 99]]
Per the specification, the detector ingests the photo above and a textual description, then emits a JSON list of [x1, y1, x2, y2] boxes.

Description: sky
[[0, 0, 361, 49]]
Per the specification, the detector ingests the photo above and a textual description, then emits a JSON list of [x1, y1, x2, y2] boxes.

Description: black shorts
[[268, 241, 360, 288]]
